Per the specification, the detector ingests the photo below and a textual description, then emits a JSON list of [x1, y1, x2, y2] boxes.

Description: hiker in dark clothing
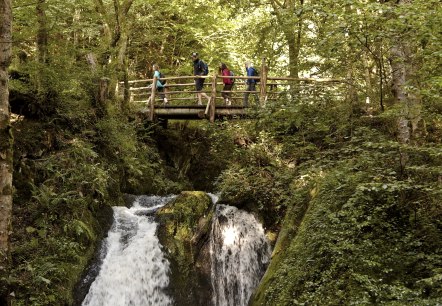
[[243, 62, 259, 107], [191, 52, 210, 106]]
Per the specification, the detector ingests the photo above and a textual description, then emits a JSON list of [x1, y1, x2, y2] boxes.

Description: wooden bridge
[[118, 60, 343, 122]]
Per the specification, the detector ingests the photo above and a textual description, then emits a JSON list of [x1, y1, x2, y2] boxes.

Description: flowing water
[[81, 195, 270, 306], [210, 204, 271, 306], [82, 195, 175, 306]]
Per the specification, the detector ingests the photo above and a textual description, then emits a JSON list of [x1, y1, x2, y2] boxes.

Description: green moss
[[153, 124, 231, 191], [157, 191, 212, 251], [156, 191, 214, 305], [251, 165, 442, 305]]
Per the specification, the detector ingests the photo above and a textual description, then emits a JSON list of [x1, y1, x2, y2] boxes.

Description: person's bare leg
[[201, 92, 210, 104]]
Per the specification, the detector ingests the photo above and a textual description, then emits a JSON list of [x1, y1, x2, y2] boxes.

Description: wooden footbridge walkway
[[118, 60, 343, 123]]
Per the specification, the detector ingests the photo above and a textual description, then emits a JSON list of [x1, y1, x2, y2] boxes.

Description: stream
[[81, 194, 271, 306]]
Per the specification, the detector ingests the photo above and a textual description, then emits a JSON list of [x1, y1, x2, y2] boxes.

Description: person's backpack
[[159, 72, 167, 85], [199, 60, 209, 75], [229, 70, 235, 85], [252, 67, 260, 83]]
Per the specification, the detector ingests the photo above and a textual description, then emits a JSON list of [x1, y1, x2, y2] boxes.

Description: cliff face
[[156, 191, 214, 305]]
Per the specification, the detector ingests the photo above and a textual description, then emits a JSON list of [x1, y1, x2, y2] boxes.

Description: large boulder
[[156, 191, 214, 305]]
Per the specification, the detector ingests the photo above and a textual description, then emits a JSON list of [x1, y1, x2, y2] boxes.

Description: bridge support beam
[[210, 75, 217, 122]]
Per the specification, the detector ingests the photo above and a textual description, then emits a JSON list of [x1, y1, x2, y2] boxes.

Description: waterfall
[[82, 195, 175, 306], [210, 204, 271, 306]]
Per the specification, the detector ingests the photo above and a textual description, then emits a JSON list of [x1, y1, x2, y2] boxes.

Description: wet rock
[[156, 191, 214, 305]]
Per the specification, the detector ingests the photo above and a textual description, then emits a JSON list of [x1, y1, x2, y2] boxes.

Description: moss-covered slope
[[252, 165, 442, 305]]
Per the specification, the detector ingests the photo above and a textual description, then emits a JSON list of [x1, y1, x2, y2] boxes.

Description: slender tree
[[36, 0, 48, 64], [387, 0, 425, 144], [35, 0, 48, 97], [270, 0, 304, 78], [94, 0, 134, 107], [0, 0, 13, 300]]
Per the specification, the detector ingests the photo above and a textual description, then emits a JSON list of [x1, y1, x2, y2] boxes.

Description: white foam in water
[[82, 195, 269, 306], [82, 196, 174, 306], [210, 204, 271, 306]]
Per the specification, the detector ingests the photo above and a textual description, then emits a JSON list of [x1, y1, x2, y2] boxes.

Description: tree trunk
[[385, 0, 425, 145], [0, 0, 13, 300], [36, 0, 48, 64], [272, 0, 303, 79], [390, 43, 425, 143], [286, 30, 301, 78], [94, 0, 134, 108], [113, 0, 133, 108], [35, 0, 48, 97]]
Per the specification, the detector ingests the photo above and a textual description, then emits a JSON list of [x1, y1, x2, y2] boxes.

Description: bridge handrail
[[117, 58, 346, 122], [119, 75, 344, 101], [121, 75, 342, 84], [120, 75, 211, 84]]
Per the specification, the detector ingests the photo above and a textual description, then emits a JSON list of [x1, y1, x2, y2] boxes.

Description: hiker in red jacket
[[219, 63, 234, 106]]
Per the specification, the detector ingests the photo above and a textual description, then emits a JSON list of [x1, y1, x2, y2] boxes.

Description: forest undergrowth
[[7, 76, 183, 304], [5, 68, 442, 305], [214, 98, 442, 305]]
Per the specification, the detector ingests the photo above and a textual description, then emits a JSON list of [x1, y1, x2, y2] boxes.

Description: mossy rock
[[156, 191, 214, 305]]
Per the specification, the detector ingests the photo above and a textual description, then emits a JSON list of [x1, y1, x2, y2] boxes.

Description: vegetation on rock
[[156, 191, 214, 305]]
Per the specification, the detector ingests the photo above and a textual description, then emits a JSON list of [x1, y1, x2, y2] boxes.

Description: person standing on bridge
[[191, 52, 210, 106], [147, 64, 168, 105], [219, 63, 234, 106], [243, 62, 259, 107]]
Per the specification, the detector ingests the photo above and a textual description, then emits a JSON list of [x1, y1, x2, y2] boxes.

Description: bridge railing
[[117, 60, 344, 121], [118, 75, 262, 104]]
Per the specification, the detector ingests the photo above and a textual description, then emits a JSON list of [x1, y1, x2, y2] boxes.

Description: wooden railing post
[[210, 75, 217, 122], [149, 77, 157, 121], [260, 57, 268, 107]]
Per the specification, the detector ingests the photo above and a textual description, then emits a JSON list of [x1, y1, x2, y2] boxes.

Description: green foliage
[[214, 121, 292, 229], [7, 0, 442, 304], [9, 108, 179, 304], [248, 120, 442, 305], [255, 158, 442, 304], [93, 106, 179, 194], [156, 191, 214, 305], [10, 139, 112, 305]]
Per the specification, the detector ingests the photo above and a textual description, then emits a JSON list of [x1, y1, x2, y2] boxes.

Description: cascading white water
[[210, 204, 271, 306], [82, 196, 175, 306]]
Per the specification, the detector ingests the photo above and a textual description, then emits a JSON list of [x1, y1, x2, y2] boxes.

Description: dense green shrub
[[11, 139, 113, 305], [249, 123, 442, 305]]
